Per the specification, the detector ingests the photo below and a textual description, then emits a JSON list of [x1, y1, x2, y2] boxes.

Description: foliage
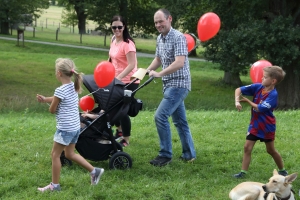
[[153, 0, 192, 29], [58, 0, 95, 34], [180, 1, 300, 71], [0, 0, 49, 34], [179, 0, 300, 108], [202, 1, 300, 75], [262, 16, 300, 68], [61, 7, 78, 33], [88, 0, 158, 35], [203, 20, 266, 75]]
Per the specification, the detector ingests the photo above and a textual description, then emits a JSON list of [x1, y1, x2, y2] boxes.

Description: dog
[[229, 169, 297, 200]]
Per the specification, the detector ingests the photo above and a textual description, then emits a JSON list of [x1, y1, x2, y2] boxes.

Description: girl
[[109, 15, 139, 147], [37, 58, 104, 192]]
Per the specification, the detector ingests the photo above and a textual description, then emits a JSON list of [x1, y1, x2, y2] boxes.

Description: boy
[[234, 66, 287, 178]]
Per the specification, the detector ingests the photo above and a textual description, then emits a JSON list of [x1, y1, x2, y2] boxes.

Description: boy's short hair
[[263, 66, 286, 84]]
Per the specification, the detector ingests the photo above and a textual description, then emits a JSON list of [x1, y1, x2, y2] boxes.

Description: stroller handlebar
[[132, 76, 155, 95]]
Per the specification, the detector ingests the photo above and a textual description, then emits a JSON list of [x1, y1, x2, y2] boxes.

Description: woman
[[109, 15, 139, 147]]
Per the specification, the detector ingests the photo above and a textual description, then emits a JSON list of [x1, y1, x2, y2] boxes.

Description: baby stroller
[[60, 74, 154, 169]]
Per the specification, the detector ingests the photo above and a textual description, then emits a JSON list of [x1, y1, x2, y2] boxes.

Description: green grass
[[1, 110, 300, 199], [0, 39, 246, 112], [36, 5, 98, 32]]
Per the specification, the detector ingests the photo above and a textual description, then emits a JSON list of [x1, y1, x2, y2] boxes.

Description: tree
[[261, 1, 300, 109], [61, 7, 78, 33], [58, 0, 93, 34], [0, 0, 49, 34], [88, 0, 158, 45], [181, 0, 300, 108]]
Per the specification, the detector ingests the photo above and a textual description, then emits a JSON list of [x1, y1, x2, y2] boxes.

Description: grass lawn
[[1, 110, 299, 199], [0, 39, 246, 112], [0, 26, 300, 199]]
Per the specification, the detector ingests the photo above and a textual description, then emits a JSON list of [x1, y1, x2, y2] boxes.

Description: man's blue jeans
[[155, 87, 196, 159]]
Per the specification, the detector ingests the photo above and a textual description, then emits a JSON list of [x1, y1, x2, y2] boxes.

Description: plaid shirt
[[155, 27, 191, 92]]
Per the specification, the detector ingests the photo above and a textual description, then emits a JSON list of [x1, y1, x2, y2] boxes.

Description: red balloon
[[94, 61, 115, 88], [197, 12, 221, 42], [184, 33, 195, 52], [250, 60, 272, 83], [79, 96, 95, 111]]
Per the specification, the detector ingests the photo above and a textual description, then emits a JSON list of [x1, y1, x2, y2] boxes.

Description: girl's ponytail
[[55, 58, 83, 93]]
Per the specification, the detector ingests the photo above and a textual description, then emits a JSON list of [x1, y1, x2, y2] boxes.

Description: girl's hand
[[36, 94, 45, 103]]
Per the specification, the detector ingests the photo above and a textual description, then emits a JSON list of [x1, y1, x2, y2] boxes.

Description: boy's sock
[[241, 170, 248, 174], [279, 168, 286, 171]]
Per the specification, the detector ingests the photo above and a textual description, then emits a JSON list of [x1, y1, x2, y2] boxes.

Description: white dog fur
[[229, 169, 297, 200]]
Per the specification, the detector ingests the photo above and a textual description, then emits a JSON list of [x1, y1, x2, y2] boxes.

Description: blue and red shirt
[[240, 83, 278, 140]]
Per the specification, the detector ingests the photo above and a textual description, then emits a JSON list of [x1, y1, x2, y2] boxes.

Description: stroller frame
[[61, 76, 154, 169]]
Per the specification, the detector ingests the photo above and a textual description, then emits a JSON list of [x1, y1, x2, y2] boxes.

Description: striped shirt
[[155, 27, 191, 92], [54, 82, 80, 131]]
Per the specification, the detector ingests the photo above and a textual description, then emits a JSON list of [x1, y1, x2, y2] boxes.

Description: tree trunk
[[104, 34, 107, 47], [74, 5, 87, 34], [119, 0, 128, 19], [0, 21, 10, 34], [223, 71, 242, 87], [276, 64, 300, 109], [77, 14, 86, 34]]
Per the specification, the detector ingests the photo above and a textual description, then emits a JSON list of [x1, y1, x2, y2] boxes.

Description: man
[[147, 8, 196, 167]]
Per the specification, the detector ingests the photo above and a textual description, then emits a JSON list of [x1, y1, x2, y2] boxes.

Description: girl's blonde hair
[[55, 58, 83, 93]]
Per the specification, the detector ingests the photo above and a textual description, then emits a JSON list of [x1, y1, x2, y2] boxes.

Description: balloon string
[[189, 33, 201, 52], [85, 88, 101, 97]]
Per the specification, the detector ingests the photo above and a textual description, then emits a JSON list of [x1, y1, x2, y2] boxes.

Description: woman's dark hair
[[110, 15, 134, 43]]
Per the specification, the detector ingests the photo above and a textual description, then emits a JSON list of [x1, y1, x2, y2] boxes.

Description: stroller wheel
[[109, 152, 132, 170]]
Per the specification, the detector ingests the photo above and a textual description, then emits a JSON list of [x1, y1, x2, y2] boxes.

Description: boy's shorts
[[54, 129, 80, 146], [246, 132, 273, 143]]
